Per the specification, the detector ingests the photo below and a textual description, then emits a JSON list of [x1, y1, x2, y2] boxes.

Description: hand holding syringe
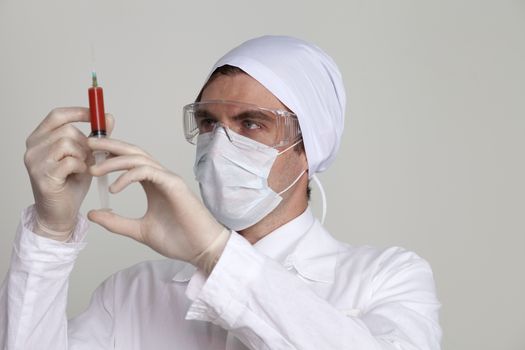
[[88, 71, 110, 210]]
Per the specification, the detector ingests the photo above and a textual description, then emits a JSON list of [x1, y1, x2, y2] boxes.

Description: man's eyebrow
[[232, 110, 273, 122], [194, 110, 216, 119]]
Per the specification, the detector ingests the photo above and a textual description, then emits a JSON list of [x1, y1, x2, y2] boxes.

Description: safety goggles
[[183, 100, 302, 148]]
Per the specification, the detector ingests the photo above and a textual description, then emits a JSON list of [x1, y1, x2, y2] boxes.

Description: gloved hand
[[24, 108, 114, 241], [87, 137, 230, 274]]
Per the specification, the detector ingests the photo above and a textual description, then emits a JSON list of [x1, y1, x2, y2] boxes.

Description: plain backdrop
[[1, 0, 524, 349]]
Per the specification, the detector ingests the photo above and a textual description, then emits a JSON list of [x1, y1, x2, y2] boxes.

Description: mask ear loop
[[277, 168, 307, 195], [277, 138, 304, 155], [311, 174, 327, 225]]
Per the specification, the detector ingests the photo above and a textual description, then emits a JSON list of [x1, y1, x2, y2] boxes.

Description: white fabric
[[195, 128, 305, 231], [208, 35, 346, 177], [194, 129, 283, 231], [0, 206, 441, 349]]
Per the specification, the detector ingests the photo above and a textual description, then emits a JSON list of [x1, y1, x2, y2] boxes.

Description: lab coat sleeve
[[0, 205, 91, 350], [184, 232, 441, 350]]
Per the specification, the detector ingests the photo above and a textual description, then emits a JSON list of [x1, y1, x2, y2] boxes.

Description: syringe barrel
[[88, 86, 106, 137]]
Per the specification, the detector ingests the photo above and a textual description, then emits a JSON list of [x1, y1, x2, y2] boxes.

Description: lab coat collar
[[172, 207, 341, 283], [252, 206, 316, 262], [283, 218, 341, 283]]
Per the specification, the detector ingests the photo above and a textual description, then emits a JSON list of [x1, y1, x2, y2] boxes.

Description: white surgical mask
[[194, 128, 305, 231]]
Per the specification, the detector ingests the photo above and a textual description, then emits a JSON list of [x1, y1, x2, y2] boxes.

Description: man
[[0, 36, 441, 349]]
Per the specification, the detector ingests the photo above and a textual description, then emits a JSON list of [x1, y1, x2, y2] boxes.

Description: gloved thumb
[[88, 209, 140, 240]]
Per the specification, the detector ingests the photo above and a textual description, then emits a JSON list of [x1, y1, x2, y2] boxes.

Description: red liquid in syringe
[[88, 72, 106, 137], [88, 71, 110, 209]]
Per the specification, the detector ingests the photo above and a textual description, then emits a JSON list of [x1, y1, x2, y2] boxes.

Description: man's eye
[[242, 119, 261, 130], [198, 118, 216, 132]]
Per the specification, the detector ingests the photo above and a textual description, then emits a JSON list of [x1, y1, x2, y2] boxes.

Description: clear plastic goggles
[[183, 100, 302, 148]]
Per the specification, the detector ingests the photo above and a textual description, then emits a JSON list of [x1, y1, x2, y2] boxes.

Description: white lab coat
[[0, 206, 441, 349]]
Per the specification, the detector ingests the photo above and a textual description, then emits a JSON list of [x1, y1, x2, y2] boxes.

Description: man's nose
[[212, 122, 234, 143]]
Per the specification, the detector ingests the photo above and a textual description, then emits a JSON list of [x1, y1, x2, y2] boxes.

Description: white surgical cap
[[208, 35, 347, 177]]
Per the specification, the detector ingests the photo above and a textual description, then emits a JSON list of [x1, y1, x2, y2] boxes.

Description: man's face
[[199, 73, 307, 198]]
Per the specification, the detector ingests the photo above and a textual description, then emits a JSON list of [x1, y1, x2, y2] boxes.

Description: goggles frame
[[183, 100, 302, 148]]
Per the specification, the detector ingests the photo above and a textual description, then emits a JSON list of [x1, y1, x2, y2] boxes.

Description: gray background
[[1, 0, 524, 349]]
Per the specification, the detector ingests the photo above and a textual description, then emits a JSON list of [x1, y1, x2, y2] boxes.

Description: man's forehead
[[200, 73, 288, 111], [195, 101, 277, 121]]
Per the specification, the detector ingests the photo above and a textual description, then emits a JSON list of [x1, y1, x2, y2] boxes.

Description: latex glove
[[24, 107, 114, 241], [87, 137, 230, 273]]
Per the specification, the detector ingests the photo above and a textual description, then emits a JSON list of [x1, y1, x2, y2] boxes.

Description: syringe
[[88, 71, 110, 209]]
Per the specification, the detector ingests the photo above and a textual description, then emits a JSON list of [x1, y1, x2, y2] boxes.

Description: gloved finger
[[31, 124, 88, 148], [108, 165, 169, 194], [28, 123, 89, 150], [87, 137, 150, 157], [49, 137, 89, 162], [105, 114, 115, 137], [50, 156, 89, 180], [90, 154, 163, 177], [29, 107, 90, 142], [84, 114, 115, 168], [87, 209, 141, 241]]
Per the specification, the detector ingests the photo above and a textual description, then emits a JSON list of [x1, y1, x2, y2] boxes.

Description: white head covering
[[207, 35, 346, 177]]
